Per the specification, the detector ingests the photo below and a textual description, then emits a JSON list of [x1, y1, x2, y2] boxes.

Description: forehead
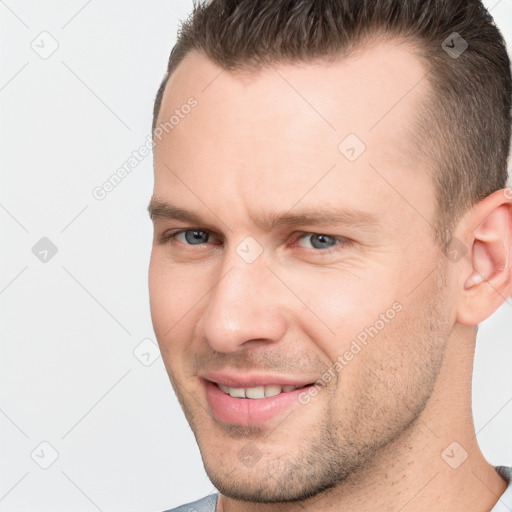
[[153, 39, 434, 228], [156, 37, 428, 143]]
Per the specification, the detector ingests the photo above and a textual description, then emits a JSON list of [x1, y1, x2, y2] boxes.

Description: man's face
[[149, 41, 457, 501]]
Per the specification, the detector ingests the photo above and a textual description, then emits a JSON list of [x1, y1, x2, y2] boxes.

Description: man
[[147, 0, 512, 510]]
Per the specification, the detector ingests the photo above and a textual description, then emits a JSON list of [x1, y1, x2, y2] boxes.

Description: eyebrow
[[147, 197, 380, 231]]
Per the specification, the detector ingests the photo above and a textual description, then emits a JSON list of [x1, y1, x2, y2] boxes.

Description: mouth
[[214, 382, 310, 399], [202, 377, 316, 426]]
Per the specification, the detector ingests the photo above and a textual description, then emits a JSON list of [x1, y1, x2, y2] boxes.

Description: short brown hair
[[153, 0, 511, 249]]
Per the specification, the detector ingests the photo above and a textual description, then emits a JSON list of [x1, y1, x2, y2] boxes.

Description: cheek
[[148, 256, 198, 353], [284, 265, 403, 355]]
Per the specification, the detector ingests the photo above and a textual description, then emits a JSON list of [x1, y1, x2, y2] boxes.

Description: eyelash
[[159, 228, 351, 254]]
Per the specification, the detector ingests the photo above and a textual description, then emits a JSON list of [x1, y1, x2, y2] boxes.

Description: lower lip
[[203, 380, 310, 426]]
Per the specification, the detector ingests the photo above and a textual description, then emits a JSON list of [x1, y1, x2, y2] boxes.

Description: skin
[[148, 38, 512, 511]]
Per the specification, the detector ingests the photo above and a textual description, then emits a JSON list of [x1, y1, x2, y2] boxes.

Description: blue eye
[[297, 233, 339, 250], [160, 229, 348, 254], [175, 229, 210, 245]]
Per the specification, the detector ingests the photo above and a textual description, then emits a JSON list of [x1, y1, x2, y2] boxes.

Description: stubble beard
[[172, 261, 452, 503]]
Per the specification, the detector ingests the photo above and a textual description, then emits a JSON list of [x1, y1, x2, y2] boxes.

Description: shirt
[[161, 465, 512, 512]]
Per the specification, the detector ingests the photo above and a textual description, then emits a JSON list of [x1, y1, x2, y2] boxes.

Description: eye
[[173, 229, 211, 245], [160, 229, 350, 254], [296, 233, 342, 251]]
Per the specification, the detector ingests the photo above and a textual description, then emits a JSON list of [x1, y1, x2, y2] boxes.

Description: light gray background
[[1, 1, 511, 511]]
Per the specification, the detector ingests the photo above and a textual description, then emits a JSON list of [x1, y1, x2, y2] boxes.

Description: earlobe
[[456, 189, 512, 325], [464, 272, 484, 290]]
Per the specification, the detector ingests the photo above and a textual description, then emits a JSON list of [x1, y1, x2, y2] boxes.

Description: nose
[[198, 254, 288, 353]]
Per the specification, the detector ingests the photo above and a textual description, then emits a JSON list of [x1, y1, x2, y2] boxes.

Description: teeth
[[246, 386, 265, 399], [217, 383, 300, 399], [264, 385, 281, 397], [218, 384, 230, 394], [229, 387, 245, 398]]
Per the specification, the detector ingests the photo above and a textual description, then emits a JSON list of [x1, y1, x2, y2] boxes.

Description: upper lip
[[200, 370, 315, 389]]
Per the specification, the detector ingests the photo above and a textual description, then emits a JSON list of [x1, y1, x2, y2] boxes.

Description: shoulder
[[161, 493, 219, 512], [490, 466, 512, 512], [496, 465, 512, 483]]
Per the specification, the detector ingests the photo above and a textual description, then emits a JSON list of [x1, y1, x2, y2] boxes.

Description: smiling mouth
[[203, 379, 316, 425], [213, 382, 313, 399]]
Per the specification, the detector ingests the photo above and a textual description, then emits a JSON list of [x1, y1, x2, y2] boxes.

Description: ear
[[455, 187, 512, 326]]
